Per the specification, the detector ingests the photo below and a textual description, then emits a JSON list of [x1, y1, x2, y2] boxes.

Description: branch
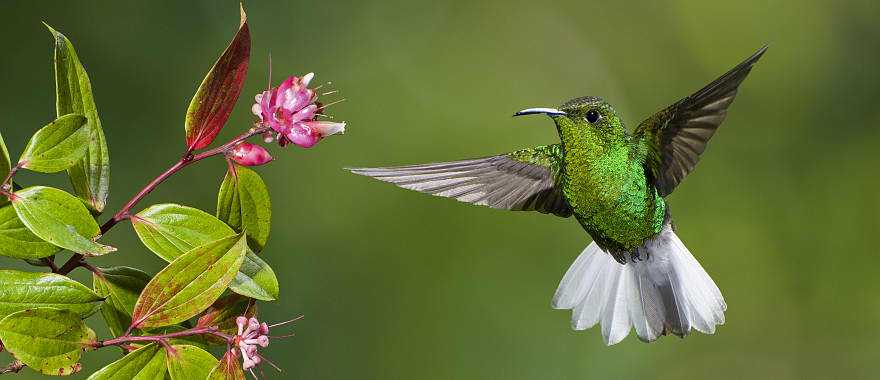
[[0, 360, 24, 375], [55, 124, 271, 275], [41, 257, 59, 272], [95, 326, 232, 348], [0, 162, 22, 189], [100, 124, 269, 235]]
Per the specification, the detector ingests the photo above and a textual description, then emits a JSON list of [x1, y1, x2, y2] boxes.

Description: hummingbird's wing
[[347, 144, 572, 217], [633, 45, 767, 196]]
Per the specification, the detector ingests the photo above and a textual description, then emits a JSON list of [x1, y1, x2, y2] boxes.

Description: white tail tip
[[552, 224, 726, 345]]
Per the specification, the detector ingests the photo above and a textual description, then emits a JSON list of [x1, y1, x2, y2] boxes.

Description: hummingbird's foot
[[627, 249, 650, 263], [630, 251, 641, 263]]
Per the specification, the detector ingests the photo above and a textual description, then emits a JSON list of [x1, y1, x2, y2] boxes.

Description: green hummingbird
[[349, 46, 766, 345]]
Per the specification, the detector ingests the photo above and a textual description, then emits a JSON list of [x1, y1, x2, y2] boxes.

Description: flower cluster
[[234, 316, 270, 370], [252, 73, 345, 148]]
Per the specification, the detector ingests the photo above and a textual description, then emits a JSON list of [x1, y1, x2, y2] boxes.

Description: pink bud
[[231, 142, 273, 166], [245, 335, 269, 347], [302, 72, 315, 86], [236, 316, 248, 335], [304, 121, 346, 137], [246, 345, 258, 356]]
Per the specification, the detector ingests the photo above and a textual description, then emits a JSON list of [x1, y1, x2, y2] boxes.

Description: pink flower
[[226, 314, 301, 375], [252, 73, 345, 148], [235, 316, 270, 370], [230, 141, 273, 166]]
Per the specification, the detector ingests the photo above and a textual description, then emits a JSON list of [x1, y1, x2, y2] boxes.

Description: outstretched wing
[[347, 144, 572, 217], [634, 45, 767, 196]]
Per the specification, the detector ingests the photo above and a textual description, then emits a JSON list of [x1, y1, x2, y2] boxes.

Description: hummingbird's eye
[[585, 110, 601, 123]]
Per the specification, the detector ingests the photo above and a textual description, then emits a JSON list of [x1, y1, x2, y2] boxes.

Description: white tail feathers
[[552, 223, 726, 345]]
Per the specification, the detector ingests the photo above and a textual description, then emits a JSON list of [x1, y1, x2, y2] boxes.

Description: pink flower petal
[[302, 72, 315, 86], [291, 104, 318, 123], [251, 72, 345, 149], [286, 128, 319, 148], [304, 121, 346, 137]]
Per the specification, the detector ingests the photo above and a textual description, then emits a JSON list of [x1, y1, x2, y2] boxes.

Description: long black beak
[[513, 107, 567, 117]]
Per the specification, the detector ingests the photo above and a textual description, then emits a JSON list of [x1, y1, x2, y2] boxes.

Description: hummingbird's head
[[514, 96, 626, 144]]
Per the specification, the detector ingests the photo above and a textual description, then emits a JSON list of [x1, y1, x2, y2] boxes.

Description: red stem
[[41, 257, 59, 272], [98, 158, 189, 234], [55, 125, 270, 275], [0, 163, 23, 200], [1, 162, 22, 188], [96, 326, 232, 348]]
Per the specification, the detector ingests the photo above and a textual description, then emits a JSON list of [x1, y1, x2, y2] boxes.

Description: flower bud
[[230, 142, 273, 166]]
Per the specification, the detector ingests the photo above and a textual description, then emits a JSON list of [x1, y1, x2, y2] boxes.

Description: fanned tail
[[552, 222, 725, 345]]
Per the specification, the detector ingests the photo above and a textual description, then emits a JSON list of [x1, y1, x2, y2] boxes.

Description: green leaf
[[93, 266, 151, 337], [10, 186, 115, 255], [87, 343, 166, 380], [0, 131, 10, 183], [18, 114, 89, 173], [46, 24, 110, 214], [132, 204, 230, 262], [0, 308, 94, 376], [234, 253, 278, 301], [130, 233, 247, 329], [167, 345, 218, 380], [208, 351, 245, 380], [185, 6, 250, 151], [0, 204, 60, 259], [132, 204, 279, 300], [217, 165, 271, 252], [0, 270, 102, 319]]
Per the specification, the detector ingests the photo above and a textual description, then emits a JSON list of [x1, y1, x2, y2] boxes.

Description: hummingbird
[[349, 46, 766, 345]]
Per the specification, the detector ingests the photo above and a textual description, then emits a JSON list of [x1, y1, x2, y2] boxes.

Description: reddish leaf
[[196, 293, 256, 344], [208, 350, 246, 380], [130, 233, 248, 329], [185, 5, 250, 151]]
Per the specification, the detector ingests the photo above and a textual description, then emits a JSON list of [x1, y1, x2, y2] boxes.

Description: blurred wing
[[634, 45, 767, 196], [348, 144, 572, 217]]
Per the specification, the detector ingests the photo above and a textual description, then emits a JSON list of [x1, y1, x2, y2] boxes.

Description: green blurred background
[[1, 0, 879, 378]]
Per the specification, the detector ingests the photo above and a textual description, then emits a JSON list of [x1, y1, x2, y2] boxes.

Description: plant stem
[[98, 158, 189, 235], [0, 360, 24, 375], [55, 254, 83, 275], [95, 326, 232, 348], [0, 163, 23, 200], [100, 124, 269, 234], [0, 162, 22, 189], [55, 125, 270, 275], [41, 257, 59, 272]]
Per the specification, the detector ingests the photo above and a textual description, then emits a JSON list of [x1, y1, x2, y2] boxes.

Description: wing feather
[[348, 145, 572, 217], [634, 46, 767, 196]]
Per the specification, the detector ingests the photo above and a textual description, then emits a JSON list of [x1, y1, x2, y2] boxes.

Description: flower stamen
[[268, 315, 304, 328]]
